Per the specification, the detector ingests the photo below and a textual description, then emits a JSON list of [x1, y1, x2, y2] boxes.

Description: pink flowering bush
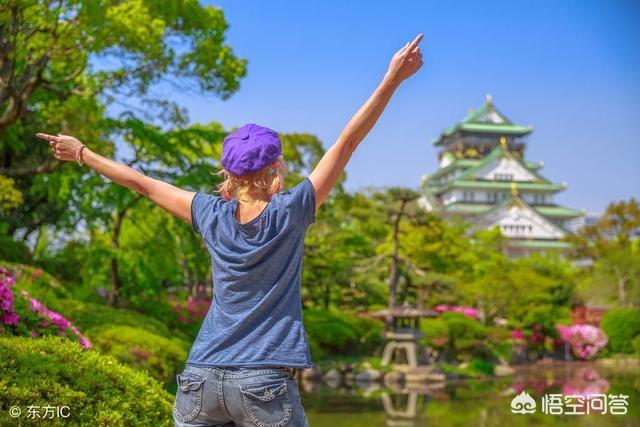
[[0, 267, 90, 349], [168, 294, 211, 324], [0, 267, 20, 327], [556, 324, 608, 360], [433, 304, 480, 319], [511, 328, 525, 341]]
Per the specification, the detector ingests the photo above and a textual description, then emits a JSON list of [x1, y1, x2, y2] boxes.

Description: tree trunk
[[324, 281, 330, 310], [108, 211, 124, 306], [108, 196, 142, 306], [387, 200, 407, 331], [615, 268, 628, 307]]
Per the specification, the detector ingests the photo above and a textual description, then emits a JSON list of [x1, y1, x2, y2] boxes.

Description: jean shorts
[[173, 364, 310, 427]]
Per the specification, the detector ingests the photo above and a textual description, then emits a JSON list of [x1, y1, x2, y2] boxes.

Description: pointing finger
[[407, 33, 424, 51], [36, 133, 61, 143]]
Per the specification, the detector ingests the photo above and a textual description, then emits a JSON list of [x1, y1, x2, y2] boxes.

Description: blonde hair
[[215, 155, 288, 202]]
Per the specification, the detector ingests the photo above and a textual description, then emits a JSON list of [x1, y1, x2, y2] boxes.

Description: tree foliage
[[1, 0, 246, 237], [568, 198, 640, 307]]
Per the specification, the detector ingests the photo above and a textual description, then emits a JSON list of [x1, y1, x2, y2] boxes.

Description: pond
[[299, 360, 639, 426]]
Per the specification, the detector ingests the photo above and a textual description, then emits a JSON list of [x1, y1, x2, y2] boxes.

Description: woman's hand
[[308, 34, 425, 210], [36, 132, 84, 162], [384, 34, 424, 86], [35, 130, 196, 223]]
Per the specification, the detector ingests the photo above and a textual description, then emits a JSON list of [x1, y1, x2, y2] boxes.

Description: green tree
[[1, 0, 246, 239], [568, 198, 640, 307]]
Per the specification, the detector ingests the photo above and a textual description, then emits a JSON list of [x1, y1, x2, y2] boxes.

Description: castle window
[[495, 173, 514, 181], [463, 191, 475, 202], [501, 224, 533, 235]]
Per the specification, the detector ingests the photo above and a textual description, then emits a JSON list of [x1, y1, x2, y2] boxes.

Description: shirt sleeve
[[286, 177, 317, 226], [191, 192, 223, 236]]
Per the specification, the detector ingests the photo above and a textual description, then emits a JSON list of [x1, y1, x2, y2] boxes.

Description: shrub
[[421, 313, 491, 362], [303, 309, 383, 359], [485, 326, 513, 361], [442, 312, 485, 356], [88, 325, 188, 387], [556, 324, 608, 360], [468, 358, 495, 375], [633, 335, 640, 356], [441, 312, 485, 340], [1, 267, 91, 348], [51, 299, 181, 340], [0, 336, 173, 426], [350, 315, 385, 354], [6, 262, 192, 342], [0, 239, 31, 264], [3, 262, 70, 308], [600, 308, 640, 354], [420, 318, 450, 349]]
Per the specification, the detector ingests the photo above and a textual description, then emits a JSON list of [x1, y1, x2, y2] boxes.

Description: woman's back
[[187, 177, 316, 368]]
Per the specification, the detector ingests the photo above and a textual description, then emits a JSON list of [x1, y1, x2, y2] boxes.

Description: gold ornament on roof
[[464, 147, 479, 158], [510, 182, 518, 197], [486, 93, 493, 105]]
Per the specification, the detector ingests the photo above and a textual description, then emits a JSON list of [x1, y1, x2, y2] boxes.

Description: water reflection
[[300, 361, 638, 427], [380, 392, 427, 426], [512, 363, 610, 396]]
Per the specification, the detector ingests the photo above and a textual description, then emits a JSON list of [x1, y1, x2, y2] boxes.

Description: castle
[[419, 95, 583, 257]]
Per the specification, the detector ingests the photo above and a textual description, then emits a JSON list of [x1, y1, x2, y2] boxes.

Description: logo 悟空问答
[[511, 391, 537, 414]]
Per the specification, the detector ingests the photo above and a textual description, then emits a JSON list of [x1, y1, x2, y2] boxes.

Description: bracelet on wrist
[[75, 144, 87, 166]]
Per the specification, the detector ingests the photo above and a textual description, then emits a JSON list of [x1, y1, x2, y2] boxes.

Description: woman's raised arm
[[308, 34, 424, 209], [35, 133, 195, 222]]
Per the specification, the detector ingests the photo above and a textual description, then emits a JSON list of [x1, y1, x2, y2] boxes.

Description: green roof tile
[[507, 239, 572, 249], [448, 181, 565, 191], [443, 204, 491, 214], [536, 206, 583, 218], [434, 98, 533, 145], [441, 203, 582, 219]]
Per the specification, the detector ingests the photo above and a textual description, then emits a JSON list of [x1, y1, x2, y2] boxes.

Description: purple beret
[[221, 123, 282, 176]]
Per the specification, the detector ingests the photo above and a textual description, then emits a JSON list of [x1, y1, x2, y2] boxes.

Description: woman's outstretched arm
[[308, 34, 424, 209], [35, 133, 195, 222]]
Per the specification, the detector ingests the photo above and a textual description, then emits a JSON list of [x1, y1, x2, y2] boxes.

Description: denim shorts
[[173, 364, 310, 427]]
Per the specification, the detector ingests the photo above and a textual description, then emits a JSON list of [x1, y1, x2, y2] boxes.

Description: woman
[[37, 34, 423, 427]]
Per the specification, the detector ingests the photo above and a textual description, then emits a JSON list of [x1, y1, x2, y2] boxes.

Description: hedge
[[600, 308, 640, 353], [88, 325, 188, 387], [303, 309, 383, 359], [0, 336, 173, 426]]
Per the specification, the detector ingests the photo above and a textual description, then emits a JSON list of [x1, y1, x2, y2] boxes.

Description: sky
[[167, 0, 639, 213]]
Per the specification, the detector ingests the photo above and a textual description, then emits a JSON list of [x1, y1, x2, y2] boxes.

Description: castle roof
[[434, 95, 533, 146]]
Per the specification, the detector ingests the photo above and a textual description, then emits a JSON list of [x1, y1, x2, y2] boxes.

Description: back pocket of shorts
[[240, 379, 292, 427], [174, 372, 205, 422]]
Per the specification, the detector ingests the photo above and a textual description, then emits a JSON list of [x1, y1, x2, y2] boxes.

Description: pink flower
[[460, 307, 480, 318], [1, 311, 20, 326], [511, 329, 525, 340], [432, 305, 480, 319], [29, 298, 43, 312], [556, 324, 608, 360]]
